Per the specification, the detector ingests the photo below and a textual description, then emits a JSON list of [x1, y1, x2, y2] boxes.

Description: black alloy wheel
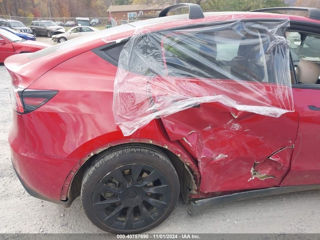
[[81, 147, 180, 234]]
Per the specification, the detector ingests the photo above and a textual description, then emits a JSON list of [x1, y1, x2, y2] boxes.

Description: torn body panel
[[161, 103, 298, 193], [113, 19, 297, 194], [249, 145, 294, 182]]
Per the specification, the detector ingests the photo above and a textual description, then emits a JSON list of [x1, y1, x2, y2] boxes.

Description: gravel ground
[[1, 45, 320, 234]]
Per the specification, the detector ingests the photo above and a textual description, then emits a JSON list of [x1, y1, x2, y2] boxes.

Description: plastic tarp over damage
[[113, 19, 293, 136]]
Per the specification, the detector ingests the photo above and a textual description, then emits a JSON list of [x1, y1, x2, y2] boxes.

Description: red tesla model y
[[6, 3, 320, 233]]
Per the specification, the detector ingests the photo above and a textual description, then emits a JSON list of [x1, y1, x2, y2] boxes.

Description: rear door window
[[81, 27, 93, 32], [287, 31, 320, 84], [71, 27, 80, 33], [162, 28, 271, 82]]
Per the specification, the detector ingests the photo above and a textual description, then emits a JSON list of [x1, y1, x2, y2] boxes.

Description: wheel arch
[[64, 142, 199, 206], [58, 37, 67, 42]]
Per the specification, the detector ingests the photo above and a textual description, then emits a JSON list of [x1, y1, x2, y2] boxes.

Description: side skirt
[[187, 185, 320, 215]]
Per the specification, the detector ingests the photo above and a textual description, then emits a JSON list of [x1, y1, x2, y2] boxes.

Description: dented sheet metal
[[113, 19, 293, 136], [161, 105, 298, 193], [113, 19, 297, 193]]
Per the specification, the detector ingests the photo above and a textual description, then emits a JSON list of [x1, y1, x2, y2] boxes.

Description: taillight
[[12, 88, 58, 114]]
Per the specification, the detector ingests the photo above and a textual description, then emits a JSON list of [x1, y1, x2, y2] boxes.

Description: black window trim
[[293, 83, 320, 89], [92, 18, 314, 79], [93, 18, 288, 69], [92, 38, 129, 66]]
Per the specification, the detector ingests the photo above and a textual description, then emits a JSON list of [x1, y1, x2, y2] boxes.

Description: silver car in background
[[52, 26, 98, 43]]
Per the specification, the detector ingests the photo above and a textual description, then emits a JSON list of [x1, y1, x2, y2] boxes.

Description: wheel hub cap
[[120, 186, 142, 206]]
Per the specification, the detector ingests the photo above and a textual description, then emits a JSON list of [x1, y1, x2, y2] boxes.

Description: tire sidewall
[[81, 147, 180, 234]]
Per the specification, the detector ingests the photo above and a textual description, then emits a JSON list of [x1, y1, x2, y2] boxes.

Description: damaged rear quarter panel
[[161, 102, 299, 193]]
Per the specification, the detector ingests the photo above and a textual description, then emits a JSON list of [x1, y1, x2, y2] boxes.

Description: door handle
[[308, 105, 320, 111]]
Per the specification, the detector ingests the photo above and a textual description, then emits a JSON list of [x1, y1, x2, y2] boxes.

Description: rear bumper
[[12, 155, 70, 206], [9, 140, 74, 203], [13, 162, 53, 202], [9, 111, 76, 203]]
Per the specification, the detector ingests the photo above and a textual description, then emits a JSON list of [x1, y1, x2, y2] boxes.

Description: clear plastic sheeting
[[113, 19, 293, 136]]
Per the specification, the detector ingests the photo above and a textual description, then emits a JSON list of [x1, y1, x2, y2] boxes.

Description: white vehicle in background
[[76, 17, 90, 26], [64, 20, 76, 27], [90, 18, 100, 26], [52, 26, 98, 43]]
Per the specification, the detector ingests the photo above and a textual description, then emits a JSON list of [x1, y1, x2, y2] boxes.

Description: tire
[[58, 37, 67, 43], [81, 146, 180, 234]]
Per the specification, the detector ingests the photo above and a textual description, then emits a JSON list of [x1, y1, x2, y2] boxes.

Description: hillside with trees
[[0, 0, 112, 18], [0, 0, 286, 18]]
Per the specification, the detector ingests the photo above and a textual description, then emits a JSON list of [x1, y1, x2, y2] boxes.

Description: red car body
[[0, 29, 48, 63], [5, 6, 320, 232]]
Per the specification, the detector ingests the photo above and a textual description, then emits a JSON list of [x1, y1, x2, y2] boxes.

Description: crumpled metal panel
[[161, 103, 298, 193], [113, 18, 297, 193]]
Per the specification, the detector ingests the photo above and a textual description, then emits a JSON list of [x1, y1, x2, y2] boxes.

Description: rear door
[[39, 22, 46, 35], [158, 22, 299, 193], [69, 27, 81, 39], [281, 24, 320, 186], [30, 22, 36, 34], [31, 22, 39, 35]]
